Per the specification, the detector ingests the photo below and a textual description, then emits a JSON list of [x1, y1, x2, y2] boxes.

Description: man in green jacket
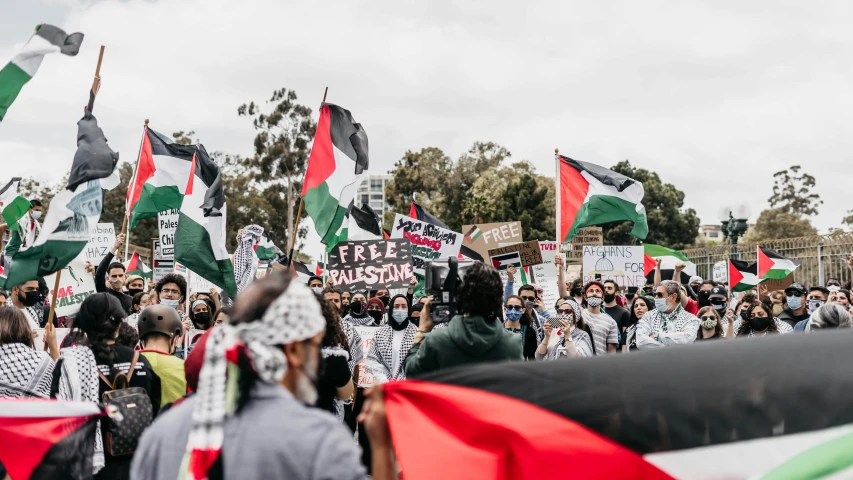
[[405, 262, 522, 378]]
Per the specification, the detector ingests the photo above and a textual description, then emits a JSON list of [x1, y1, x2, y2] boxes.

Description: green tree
[[768, 165, 822, 216], [238, 88, 316, 248], [602, 160, 700, 249], [18, 176, 66, 211], [842, 210, 853, 231], [442, 142, 511, 230], [745, 208, 817, 242], [494, 173, 555, 240], [384, 147, 451, 227]]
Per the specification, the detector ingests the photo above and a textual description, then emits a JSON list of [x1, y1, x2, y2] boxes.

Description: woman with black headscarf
[[365, 294, 416, 383]]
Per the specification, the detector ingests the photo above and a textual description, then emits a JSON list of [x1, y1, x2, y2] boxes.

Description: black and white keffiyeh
[[635, 305, 700, 349], [183, 280, 325, 480], [343, 313, 376, 327], [366, 323, 416, 382], [340, 319, 363, 374], [55, 345, 104, 473], [233, 224, 263, 294], [6, 296, 42, 329], [0, 343, 55, 398]]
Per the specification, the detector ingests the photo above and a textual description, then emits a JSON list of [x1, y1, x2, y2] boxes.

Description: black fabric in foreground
[[421, 330, 853, 454]]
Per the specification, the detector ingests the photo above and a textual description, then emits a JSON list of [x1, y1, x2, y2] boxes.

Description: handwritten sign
[[44, 256, 97, 318], [713, 261, 728, 283], [82, 223, 115, 265], [328, 239, 413, 292], [158, 209, 179, 259], [567, 227, 603, 264], [582, 245, 646, 287], [531, 241, 560, 308], [152, 239, 173, 283], [390, 214, 462, 275], [354, 325, 379, 388], [462, 221, 523, 261], [488, 241, 543, 268]]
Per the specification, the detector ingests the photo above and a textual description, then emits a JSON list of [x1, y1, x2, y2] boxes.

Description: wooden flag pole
[[87, 46, 105, 112], [123, 119, 150, 261], [286, 86, 328, 267], [47, 269, 62, 329]]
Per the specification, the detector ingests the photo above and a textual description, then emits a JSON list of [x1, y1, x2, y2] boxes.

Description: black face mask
[[603, 293, 616, 303], [350, 300, 365, 316], [750, 316, 771, 331], [571, 288, 583, 297], [127, 288, 144, 297], [739, 311, 750, 321], [698, 291, 711, 307], [19, 291, 40, 307], [378, 295, 390, 308], [368, 310, 382, 323], [194, 312, 210, 327]]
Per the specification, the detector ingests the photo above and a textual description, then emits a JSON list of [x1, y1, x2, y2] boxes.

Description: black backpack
[[97, 351, 153, 456]]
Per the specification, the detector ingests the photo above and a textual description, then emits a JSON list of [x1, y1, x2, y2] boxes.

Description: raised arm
[[653, 258, 662, 287], [555, 254, 569, 299]]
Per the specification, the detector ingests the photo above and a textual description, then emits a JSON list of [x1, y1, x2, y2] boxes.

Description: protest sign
[[354, 325, 379, 388], [566, 265, 582, 282], [152, 239, 174, 283], [81, 223, 115, 265], [255, 262, 268, 279], [33, 328, 71, 352], [461, 221, 523, 261], [582, 245, 646, 287], [532, 241, 560, 308], [390, 214, 462, 275], [713, 261, 728, 283], [566, 227, 603, 264], [158, 209, 179, 259], [44, 256, 97, 318], [762, 272, 794, 292], [328, 239, 413, 292], [488, 241, 543, 269]]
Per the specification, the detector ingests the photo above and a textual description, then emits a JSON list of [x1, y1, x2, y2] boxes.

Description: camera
[[424, 257, 477, 323]]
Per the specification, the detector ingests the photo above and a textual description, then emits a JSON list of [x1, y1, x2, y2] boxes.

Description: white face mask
[[160, 299, 180, 308], [31, 211, 41, 220]]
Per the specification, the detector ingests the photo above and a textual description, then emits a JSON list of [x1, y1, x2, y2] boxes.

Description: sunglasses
[[654, 292, 669, 298], [521, 296, 537, 302], [557, 308, 573, 314], [787, 291, 804, 297], [506, 305, 523, 312], [700, 316, 717, 321]]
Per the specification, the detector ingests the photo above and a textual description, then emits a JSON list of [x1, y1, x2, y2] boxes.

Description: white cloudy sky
[[2, 0, 853, 260]]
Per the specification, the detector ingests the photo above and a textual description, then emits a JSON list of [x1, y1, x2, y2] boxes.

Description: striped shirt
[[582, 310, 619, 355]]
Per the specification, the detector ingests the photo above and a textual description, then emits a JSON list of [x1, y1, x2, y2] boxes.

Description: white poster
[[158, 209, 179, 259], [389, 213, 462, 275], [582, 245, 646, 288], [152, 239, 173, 283], [532, 241, 561, 308], [713, 260, 728, 283], [44, 256, 97, 318], [81, 223, 116, 265], [354, 325, 379, 388]]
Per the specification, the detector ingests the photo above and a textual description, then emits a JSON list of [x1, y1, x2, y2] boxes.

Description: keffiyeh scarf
[[233, 224, 263, 294], [183, 281, 326, 480], [0, 343, 55, 398], [55, 346, 104, 473], [6, 296, 42, 329], [367, 323, 416, 381]]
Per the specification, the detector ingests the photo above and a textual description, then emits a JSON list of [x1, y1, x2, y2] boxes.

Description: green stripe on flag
[[0, 62, 33, 121], [565, 195, 648, 243], [304, 182, 347, 241], [760, 429, 853, 480], [643, 243, 690, 262], [2, 196, 32, 231], [129, 183, 184, 230], [3, 239, 87, 288], [174, 212, 237, 297]]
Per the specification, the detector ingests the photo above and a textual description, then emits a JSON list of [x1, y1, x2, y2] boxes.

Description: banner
[[582, 245, 646, 287], [354, 325, 379, 388], [390, 214, 462, 275], [713, 261, 728, 283], [488, 241, 543, 269], [82, 223, 115, 265], [328, 239, 413, 292], [565, 227, 603, 264], [44, 256, 97, 318], [157, 208, 179, 259], [461, 221, 523, 261]]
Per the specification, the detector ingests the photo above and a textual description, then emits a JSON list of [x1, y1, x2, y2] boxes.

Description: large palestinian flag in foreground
[[302, 103, 369, 247], [126, 127, 196, 230], [758, 247, 799, 280], [730, 259, 760, 292], [173, 145, 237, 297], [387, 331, 853, 479], [0, 399, 102, 480], [643, 243, 697, 284], [557, 155, 648, 243]]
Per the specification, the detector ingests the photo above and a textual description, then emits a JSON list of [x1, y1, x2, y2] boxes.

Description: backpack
[[97, 351, 153, 456]]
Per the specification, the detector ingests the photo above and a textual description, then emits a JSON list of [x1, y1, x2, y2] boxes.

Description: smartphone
[[546, 316, 562, 328]]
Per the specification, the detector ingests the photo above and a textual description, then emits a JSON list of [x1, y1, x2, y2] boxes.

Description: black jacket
[[95, 251, 133, 313]]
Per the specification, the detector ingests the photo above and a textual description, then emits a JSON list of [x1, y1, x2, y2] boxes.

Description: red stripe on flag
[[383, 380, 674, 480], [644, 253, 657, 277], [127, 252, 139, 272], [0, 414, 92, 480], [409, 202, 417, 219], [127, 127, 153, 208], [185, 151, 197, 195], [558, 158, 590, 242], [756, 248, 772, 279], [729, 260, 744, 288], [301, 105, 333, 195]]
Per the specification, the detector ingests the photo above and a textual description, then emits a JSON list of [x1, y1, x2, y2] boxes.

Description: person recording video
[[403, 262, 522, 378]]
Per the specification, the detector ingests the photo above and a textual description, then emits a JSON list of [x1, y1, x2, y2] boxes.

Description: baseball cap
[[709, 286, 729, 299], [785, 282, 807, 296]]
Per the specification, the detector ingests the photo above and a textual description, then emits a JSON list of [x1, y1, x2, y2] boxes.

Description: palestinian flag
[[173, 145, 237, 298], [315, 261, 326, 276], [127, 127, 196, 230], [491, 252, 521, 271], [323, 203, 383, 251], [4, 109, 119, 289], [387, 331, 853, 479], [0, 177, 31, 231], [253, 232, 276, 260], [557, 154, 648, 243], [124, 251, 152, 279], [409, 202, 448, 229], [642, 244, 696, 284], [292, 261, 313, 283], [0, 25, 84, 122], [464, 225, 482, 243], [0, 399, 102, 480], [730, 259, 760, 293], [758, 247, 799, 280], [302, 103, 369, 247], [459, 245, 484, 263]]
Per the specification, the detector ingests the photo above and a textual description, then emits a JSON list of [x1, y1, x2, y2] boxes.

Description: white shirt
[[391, 328, 405, 378], [6, 297, 39, 330]]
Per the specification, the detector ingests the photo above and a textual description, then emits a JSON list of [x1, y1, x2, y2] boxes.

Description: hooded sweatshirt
[[404, 314, 523, 378]]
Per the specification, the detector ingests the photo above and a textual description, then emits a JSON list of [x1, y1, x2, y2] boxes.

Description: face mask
[[379, 295, 390, 308], [571, 288, 583, 297], [19, 291, 40, 307], [194, 312, 210, 326], [127, 288, 143, 297], [698, 291, 711, 307], [586, 296, 603, 308], [161, 299, 180, 308], [787, 296, 803, 310], [808, 299, 825, 314], [505, 309, 523, 321], [31, 211, 41, 220], [368, 310, 382, 323], [350, 300, 365, 316], [391, 311, 408, 323], [700, 318, 717, 330], [711, 302, 726, 311], [311, 287, 323, 295], [772, 304, 784, 317], [654, 298, 669, 312], [750, 316, 771, 331], [739, 311, 750, 321], [603, 293, 616, 303], [828, 285, 841, 292]]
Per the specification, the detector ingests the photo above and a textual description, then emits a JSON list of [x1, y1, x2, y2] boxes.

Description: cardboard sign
[[762, 273, 794, 292], [328, 239, 413, 292], [713, 261, 728, 283], [354, 325, 379, 387], [567, 227, 603, 264], [390, 214, 462, 275], [44, 256, 97, 318], [566, 264, 582, 282], [488, 241, 543, 269], [158, 209, 179, 259], [461, 221, 523, 261], [582, 245, 646, 287], [81, 223, 116, 265]]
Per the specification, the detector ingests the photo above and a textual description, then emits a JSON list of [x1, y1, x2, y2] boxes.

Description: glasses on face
[[506, 305, 523, 312], [700, 316, 717, 321], [787, 291, 804, 297], [161, 289, 181, 295], [521, 296, 536, 302], [654, 292, 667, 298], [557, 308, 573, 314]]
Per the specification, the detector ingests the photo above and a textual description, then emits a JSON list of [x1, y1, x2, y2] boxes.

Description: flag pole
[[123, 119, 149, 262], [47, 269, 62, 329], [286, 86, 328, 267], [87, 45, 105, 113], [555, 148, 560, 245]]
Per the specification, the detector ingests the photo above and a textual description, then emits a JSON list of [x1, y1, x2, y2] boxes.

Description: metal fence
[[681, 233, 853, 288]]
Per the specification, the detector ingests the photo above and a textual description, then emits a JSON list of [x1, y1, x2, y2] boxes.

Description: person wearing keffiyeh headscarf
[[130, 272, 384, 480], [233, 224, 264, 295]]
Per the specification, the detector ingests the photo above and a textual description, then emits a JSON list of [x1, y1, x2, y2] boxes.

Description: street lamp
[[718, 204, 751, 259]]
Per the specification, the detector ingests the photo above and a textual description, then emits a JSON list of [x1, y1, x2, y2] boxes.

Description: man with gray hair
[[808, 303, 852, 330], [636, 280, 700, 349]]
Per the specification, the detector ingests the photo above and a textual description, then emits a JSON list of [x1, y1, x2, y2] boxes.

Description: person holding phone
[[504, 295, 538, 360], [536, 298, 592, 360]]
